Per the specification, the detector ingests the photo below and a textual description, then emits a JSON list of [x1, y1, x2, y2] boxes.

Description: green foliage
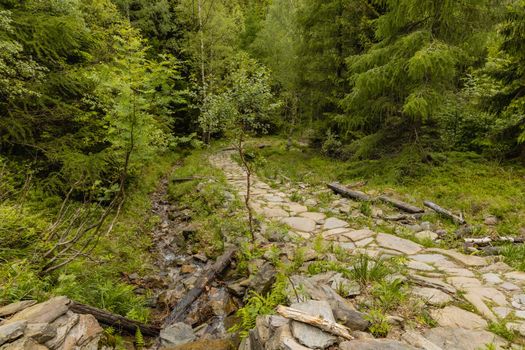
[[0, 262, 49, 304], [371, 279, 408, 311], [365, 308, 390, 337], [350, 254, 391, 286], [500, 244, 525, 272], [230, 274, 288, 338], [488, 320, 517, 342]]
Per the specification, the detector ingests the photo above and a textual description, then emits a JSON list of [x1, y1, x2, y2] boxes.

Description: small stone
[[483, 273, 503, 284], [511, 294, 525, 310], [412, 287, 452, 306], [430, 306, 487, 330], [160, 322, 196, 347], [401, 330, 443, 350], [420, 221, 432, 231], [0, 321, 26, 346], [376, 233, 423, 254], [265, 194, 284, 202], [286, 203, 308, 214], [290, 301, 337, 349], [193, 253, 208, 263], [480, 262, 513, 274], [505, 271, 525, 282], [484, 215, 498, 226], [415, 230, 438, 241], [304, 199, 318, 207], [323, 217, 349, 230], [0, 301, 37, 318], [266, 324, 309, 350], [281, 217, 316, 233], [493, 306, 512, 319], [180, 265, 196, 274]]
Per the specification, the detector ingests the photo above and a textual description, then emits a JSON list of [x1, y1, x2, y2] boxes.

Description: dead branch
[[423, 201, 466, 225], [328, 182, 370, 201]]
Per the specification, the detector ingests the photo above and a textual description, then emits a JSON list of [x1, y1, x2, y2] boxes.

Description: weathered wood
[[327, 182, 370, 201], [464, 236, 525, 245], [423, 201, 466, 225], [276, 305, 354, 340], [381, 214, 409, 221], [163, 246, 236, 327], [171, 176, 205, 183], [378, 195, 424, 214], [70, 301, 160, 336]]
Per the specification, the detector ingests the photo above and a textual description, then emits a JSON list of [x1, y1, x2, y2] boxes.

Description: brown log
[[378, 195, 423, 214], [328, 182, 370, 201], [163, 246, 236, 327], [423, 201, 466, 225], [464, 236, 525, 246], [276, 305, 354, 340], [70, 301, 160, 336]]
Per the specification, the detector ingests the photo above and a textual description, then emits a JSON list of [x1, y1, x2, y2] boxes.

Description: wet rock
[[1, 337, 48, 350], [430, 306, 487, 330], [160, 323, 196, 347], [289, 301, 337, 349], [1, 297, 69, 326], [0, 321, 26, 346], [339, 339, 417, 350], [0, 302, 37, 318], [424, 327, 506, 350]]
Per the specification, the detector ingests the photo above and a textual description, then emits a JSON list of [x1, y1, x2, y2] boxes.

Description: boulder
[[0, 321, 26, 346], [265, 324, 309, 350], [24, 323, 56, 343], [45, 312, 80, 349], [1, 297, 69, 326], [0, 337, 48, 350], [289, 301, 337, 349], [0, 302, 37, 318]]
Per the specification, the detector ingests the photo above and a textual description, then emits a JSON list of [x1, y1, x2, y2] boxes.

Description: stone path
[[210, 149, 525, 349]]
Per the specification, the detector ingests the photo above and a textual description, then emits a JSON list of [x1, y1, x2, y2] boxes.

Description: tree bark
[[163, 246, 236, 327], [377, 195, 423, 213], [423, 201, 466, 225], [276, 305, 354, 340], [70, 302, 160, 336], [327, 182, 370, 201]]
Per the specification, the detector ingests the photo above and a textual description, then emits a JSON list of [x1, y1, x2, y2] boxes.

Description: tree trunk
[[423, 201, 466, 225], [328, 182, 370, 201], [377, 195, 423, 214]]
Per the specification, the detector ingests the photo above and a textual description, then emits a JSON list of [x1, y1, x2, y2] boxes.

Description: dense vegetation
[[1, 0, 525, 323]]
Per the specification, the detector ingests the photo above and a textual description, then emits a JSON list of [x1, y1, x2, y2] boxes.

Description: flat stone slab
[[504, 271, 525, 282], [407, 260, 434, 271], [482, 273, 503, 284], [281, 217, 316, 233], [1, 297, 69, 325], [430, 306, 487, 330], [343, 229, 375, 242], [285, 203, 308, 214], [264, 194, 285, 202], [354, 237, 374, 247], [427, 248, 488, 267], [448, 276, 482, 289], [424, 327, 506, 350], [376, 233, 422, 254], [440, 267, 475, 277], [0, 321, 26, 346], [299, 212, 326, 222], [412, 287, 452, 306], [263, 207, 289, 218], [0, 301, 37, 318], [411, 254, 456, 268], [323, 217, 349, 230], [290, 300, 337, 349], [339, 339, 417, 350], [322, 228, 351, 240]]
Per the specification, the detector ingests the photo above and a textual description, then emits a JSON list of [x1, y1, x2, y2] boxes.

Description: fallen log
[[464, 236, 525, 246], [378, 195, 423, 214], [276, 305, 354, 340], [171, 176, 206, 183], [328, 182, 370, 201], [423, 201, 466, 225], [70, 301, 160, 336], [163, 246, 236, 327], [381, 214, 409, 221]]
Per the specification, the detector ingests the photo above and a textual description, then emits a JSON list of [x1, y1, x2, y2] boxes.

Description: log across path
[[209, 148, 525, 348]]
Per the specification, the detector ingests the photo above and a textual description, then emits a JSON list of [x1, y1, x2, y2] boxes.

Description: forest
[[1, 0, 525, 349]]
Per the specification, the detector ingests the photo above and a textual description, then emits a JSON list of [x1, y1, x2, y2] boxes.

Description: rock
[[289, 301, 337, 349], [504, 271, 525, 282], [410, 275, 457, 294], [181, 265, 196, 274], [304, 199, 318, 207], [415, 230, 438, 241], [424, 327, 506, 350], [322, 228, 351, 240], [24, 323, 56, 343], [266, 324, 309, 350], [249, 262, 276, 295], [354, 237, 374, 247], [412, 287, 452, 306], [339, 339, 417, 350], [376, 233, 422, 254], [160, 323, 196, 347], [0, 302, 37, 318], [263, 207, 289, 218], [0, 321, 26, 346], [45, 312, 80, 349], [299, 212, 325, 223], [1, 297, 69, 326], [407, 260, 434, 271], [281, 217, 316, 233], [447, 277, 481, 289], [1, 337, 48, 350], [484, 215, 498, 226], [426, 248, 487, 267], [165, 339, 233, 350], [61, 314, 103, 350], [511, 294, 525, 310], [480, 262, 512, 274], [500, 281, 520, 291], [343, 229, 375, 242], [493, 306, 512, 318], [430, 306, 487, 330], [209, 288, 237, 316], [286, 203, 308, 214], [322, 217, 348, 230], [265, 195, 284, 203], [401, 330, 443, 350]]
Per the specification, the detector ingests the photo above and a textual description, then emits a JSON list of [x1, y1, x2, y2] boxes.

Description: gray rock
[[412, 287, 452, 306], [266, 324, 309, 350], [430, 306, 487, 330], [323, 217, 348, 230], [24, 323, 56, 343], [281, 217, 316, 233], [1, 297, 69, 326], [376, 233, 422, 254], [45, 312, 80, 349], [339, 339, 418, 350], [0, 337, 48, 350], [249, 262, 276, 295], [290, 301, 337, 349], [0, 321, 26, 346], [484, 215, 498, 226], [424, 327, 506, 350], [0, 302, 37, 318], [160, 322, 195, 347], [401, 330, 443, 350], [415, 230, 438, 241]]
